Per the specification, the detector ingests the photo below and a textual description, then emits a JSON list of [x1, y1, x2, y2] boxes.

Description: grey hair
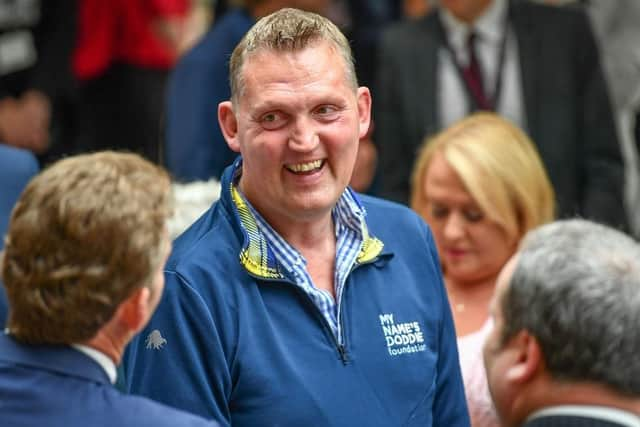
[[500, 219, 640, 396], [228, 8, 357, 105]]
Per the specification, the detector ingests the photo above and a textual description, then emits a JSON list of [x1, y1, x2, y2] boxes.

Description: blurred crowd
[[1, 0, 638, 230], [1, 2, 640, 427]]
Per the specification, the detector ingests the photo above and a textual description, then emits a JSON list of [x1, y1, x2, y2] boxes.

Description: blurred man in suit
[[375, 0, 626, 231], [484, 219, 640, 427]]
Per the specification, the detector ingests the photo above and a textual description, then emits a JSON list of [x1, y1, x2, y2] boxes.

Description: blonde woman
[[410, 112, 555, 427]]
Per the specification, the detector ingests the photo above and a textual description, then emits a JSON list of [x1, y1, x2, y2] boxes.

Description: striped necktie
[[462, 32, 492, 110]]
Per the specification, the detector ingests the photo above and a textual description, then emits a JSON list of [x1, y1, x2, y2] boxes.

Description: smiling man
[[126, 8, 469, 427]]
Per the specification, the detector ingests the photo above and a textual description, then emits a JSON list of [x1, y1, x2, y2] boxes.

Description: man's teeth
[[288, 160, 322, 172]]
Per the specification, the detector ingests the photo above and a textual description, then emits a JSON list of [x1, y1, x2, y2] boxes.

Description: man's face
[[225, 42, 370, 230], [440, 0, 493, 23], [483, 254, 519, 426]]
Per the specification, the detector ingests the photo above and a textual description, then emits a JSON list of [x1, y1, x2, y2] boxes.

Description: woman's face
[[422, 152, 518, 285]]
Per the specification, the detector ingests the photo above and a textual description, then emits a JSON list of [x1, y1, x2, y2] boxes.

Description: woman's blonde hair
[[410, 112, 555, 240]]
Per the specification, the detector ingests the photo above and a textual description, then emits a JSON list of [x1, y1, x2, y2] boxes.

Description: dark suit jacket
[[524, 414, 637, 427], [375, 0, 626, 229], [0, 333, 217, 427]]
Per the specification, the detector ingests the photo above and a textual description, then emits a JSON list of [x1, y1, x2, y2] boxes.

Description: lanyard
[[435, 9, 510, 112]]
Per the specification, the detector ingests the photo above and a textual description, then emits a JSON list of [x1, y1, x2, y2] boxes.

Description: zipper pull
[[338, 344, 348, 364]]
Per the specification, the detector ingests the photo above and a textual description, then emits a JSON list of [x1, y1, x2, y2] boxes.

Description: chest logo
[[145, 329, 167, 350], [379, 313, 426, 356]]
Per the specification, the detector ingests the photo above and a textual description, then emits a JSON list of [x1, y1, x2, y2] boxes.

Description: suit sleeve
[[374, 27, 414, 205], [125, 271, 233, 427], [165, 51, 237, 182], [423, 224, 471, 426], [576, 11, 628, 230]]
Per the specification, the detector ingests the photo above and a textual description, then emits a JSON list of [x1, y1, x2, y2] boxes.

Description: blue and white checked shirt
[[238, 186, 366, 344]]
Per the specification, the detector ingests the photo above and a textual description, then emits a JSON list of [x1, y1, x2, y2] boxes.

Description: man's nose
[[288, 117, 319, 152]]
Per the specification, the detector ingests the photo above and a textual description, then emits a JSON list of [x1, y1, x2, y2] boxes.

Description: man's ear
[[356, 87, 372, 140], [218, 101, 241, 153], [505, 330, 542, 384], [116, 287, 151, 335]]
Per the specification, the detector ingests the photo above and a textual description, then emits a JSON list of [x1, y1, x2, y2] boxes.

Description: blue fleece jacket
[[125, 161, 470, 427]]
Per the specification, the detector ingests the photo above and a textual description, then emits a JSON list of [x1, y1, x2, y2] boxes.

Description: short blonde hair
[[229, 7, 357, 105], [2, 151, 172, 345], [410, 112, 555, 240]]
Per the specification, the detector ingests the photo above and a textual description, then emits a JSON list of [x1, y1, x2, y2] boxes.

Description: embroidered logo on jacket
[[145, 329, 167, 350], [379, 313, 426, 356]]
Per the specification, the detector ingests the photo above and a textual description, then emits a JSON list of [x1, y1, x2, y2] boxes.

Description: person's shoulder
[[203, 9, 254, 47], [359, 193, 412, 212], [165, 198, 244, 291], [359, 194, 440, 264], [0, 145, 39, 179], [0, 361, 218, 427], [174, 28, 225, 67], [514, 0, 588, 26], [359, 194, 425, 230], [176, 9, 253, 67], [382, 10, 439, 43], [167, 204, 229, 267], [218, 8, 254, 27], [107, 391, 218, 427]]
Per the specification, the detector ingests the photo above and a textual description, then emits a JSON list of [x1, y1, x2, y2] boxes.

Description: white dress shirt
[[527, 405, 640, 427], [438, 0, 526, 130], [72, 344, 118, 384]]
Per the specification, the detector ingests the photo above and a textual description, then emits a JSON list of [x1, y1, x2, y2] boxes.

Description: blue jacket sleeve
[[424, 226, 471, 426], [125, 271, 233, 427]]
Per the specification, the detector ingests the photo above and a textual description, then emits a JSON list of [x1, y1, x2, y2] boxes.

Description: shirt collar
[[228, 159, 383, 279], [527, 405, 640, 427], [332, 186, 366, 235], [235, 163, 367, 255], [231, 158, 365, 221], [235, 165, 366, 237], [71, 344, 117, 384]]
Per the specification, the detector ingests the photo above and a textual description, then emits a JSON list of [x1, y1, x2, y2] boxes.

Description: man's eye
[[314, 105, 339, 119], [260, 112, 285, 129]]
